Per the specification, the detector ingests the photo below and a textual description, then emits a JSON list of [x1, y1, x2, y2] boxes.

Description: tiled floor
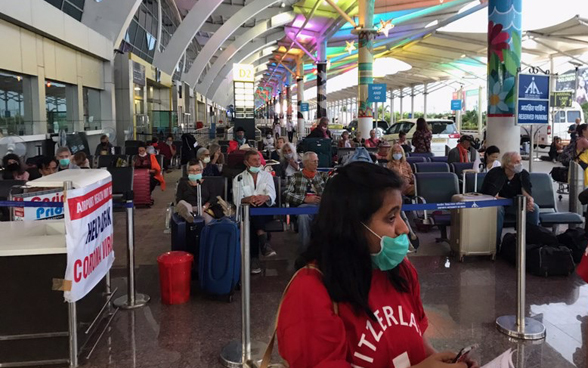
[[73, 160, 587, 368]]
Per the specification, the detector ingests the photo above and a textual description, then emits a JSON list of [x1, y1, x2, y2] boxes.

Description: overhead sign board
[[368, 84, 387, 103], [233, 64, 254, 82], [516, 73, 551, 125], [550, 91, 573, 108], [451, 99, 462, 111], [300, 102, 309, 112]]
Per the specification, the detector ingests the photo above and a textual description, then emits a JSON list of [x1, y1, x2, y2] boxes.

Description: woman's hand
[[413, 352, 467, 368]]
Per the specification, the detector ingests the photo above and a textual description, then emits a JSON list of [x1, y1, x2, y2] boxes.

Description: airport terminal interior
[[1, 0, 588, 367]]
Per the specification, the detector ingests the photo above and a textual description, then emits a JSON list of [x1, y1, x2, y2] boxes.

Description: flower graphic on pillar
[[488, 75, 514, 114], [488, 21, 510, 62]]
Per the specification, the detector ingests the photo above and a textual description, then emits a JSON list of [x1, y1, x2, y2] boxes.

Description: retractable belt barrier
[[0, 201, 134, 209]]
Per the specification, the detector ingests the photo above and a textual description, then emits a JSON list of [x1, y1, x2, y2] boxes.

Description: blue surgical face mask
[[59, 158, 70, 167], [362, 223, 409, 271], [188, 173, 202, 182], [248, 166, 261, 174], [393, 153, 403, 161]]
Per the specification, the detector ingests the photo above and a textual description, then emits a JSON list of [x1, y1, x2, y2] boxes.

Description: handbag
[[577, 249, 588, 283], [259, 264, 338, 368]]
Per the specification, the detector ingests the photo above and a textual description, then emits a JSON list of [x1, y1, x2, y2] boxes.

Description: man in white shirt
[[233, 150, 277, 274]]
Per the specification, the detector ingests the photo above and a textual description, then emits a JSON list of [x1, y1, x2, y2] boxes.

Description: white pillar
[[410, 85, 415, 118], [478, 85, 483, 138], [423, 83, 428, 118], [456, 86, 463, 132], [399, 89, 404, 118], [390, 91, 395, 125]]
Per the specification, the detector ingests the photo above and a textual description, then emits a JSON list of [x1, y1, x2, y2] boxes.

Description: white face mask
[[139, 152, 147, 157], [203, 157, 211, 164], [513, 163, 523, 174]]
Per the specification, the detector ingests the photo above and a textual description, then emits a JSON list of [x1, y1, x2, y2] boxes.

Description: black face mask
[[7, 163, 20, 172], [101, 142, 108, 146]]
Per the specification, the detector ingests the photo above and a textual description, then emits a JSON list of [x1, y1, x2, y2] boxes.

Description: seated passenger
[[387, 144, 415, 196], [158, 135, 176, 172], [448, 135, 478, 164], [71, 152, 90, 169], [55, 147, 71, 171], [549, 137, 564, 162], [481, 145, 501, 172], [2, 154, 29, 180], [338, 131, 354, 148], [364, 129, 380, 148], [277, 162, 474, 368], [133, 143, 166, 193], [95, 134, 114, 156], [270, 137, 286, 161], [397, 130, 412, 153], [481, 151, 539, 247], [208, 143, 225, 172], [196, 147, 220, 176], [228, 127, 247, 153], [284, 152, 327, 254], [263, 133, 275, 151], [175, 160, 218, 224], [232, 150, 277, 274], [375, 141, 391, 160], [38, 156, 58, 177], [280, 143, 300, 178]]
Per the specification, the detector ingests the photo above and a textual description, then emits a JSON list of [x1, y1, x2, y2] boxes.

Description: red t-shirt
[[277, 260, 428, 368], [365, 138, 380, 148]]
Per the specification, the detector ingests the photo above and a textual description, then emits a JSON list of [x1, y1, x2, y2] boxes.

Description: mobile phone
[[453, 344, 479, 363]]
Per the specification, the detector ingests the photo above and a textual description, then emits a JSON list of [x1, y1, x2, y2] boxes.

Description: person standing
[[412, 118, 432, 153], [286, 120, 295, 143], [569, 117, 582, 141]]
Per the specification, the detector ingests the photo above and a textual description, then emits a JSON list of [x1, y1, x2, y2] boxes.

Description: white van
[[520, 102, 585, 147]]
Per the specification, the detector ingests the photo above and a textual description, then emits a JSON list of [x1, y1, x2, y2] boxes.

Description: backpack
[[557, 228, 588, 263], [558, 139, 577, 167]]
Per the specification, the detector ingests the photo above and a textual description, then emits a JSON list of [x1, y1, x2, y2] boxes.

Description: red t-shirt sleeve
[[401, 260, 428, 335], [277, 269, 351, 368]]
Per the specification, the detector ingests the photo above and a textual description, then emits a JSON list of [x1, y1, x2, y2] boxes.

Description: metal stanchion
[[496, 195, 546, 340], [63, 181, 79, 368], [114, 200, 150, 309], [221, 204, 264, 368]]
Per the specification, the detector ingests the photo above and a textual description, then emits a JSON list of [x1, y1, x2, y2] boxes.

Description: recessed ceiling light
[[280, 2, 286, 7]]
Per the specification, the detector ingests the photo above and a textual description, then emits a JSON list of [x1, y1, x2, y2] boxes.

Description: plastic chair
[[106, 167, 134, 202], [414, 162, 450, 173], [451, 162, 474, 178], [409, 152, 434, 158], [464, 172, 487, 193], [430, 156, 448, 163]]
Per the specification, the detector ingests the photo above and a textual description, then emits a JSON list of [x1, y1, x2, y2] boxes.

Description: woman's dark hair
[[2, 153, 24, 173], [138, 142, 146, 149], [399, 130, 406, 137], [300, 162, 409, 319], [416, 117, 429, 132], [38, 156, 58, 170], [577, 123, 587, 137], [484, 145, 500, 163]]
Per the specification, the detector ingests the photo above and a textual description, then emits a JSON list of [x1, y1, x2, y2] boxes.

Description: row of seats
[[96, 154, 165, 171], [413, 172, 584, 240]]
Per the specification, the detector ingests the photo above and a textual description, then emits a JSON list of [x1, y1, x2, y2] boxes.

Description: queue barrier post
[[64, 181, 79, 368], [114, 200, 150, 309], [220, 204, 265, 368], [496, 195, 546, 340]]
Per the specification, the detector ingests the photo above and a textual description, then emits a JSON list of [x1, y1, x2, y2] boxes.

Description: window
[[0, 71, 31, 136], [568, 111, 581, 123], [431, 122, 456, 135], [46, 80, 69, 133], [83, 87, 101, 130], [386, 122, 412, 134], [556, 111, 566, 123], [123, 1, 160, 63], [44, 0, 85, 21]]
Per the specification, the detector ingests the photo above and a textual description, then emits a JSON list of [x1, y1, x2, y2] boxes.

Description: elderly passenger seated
[[284, 152, 328, 254], [196, 147, 220, 176], [176, 160, 219, 224], [448, 135, 478, 164], [481, 151, 539, 248], [280, 142, 300, 178]]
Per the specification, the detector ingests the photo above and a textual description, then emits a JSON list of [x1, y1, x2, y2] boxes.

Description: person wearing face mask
[[196, 147, 220, 176], [95, 135, 114, 156], [481, 151, 539, 248], [276, 162, 475, 368], [228, 127, 248, 154], [176, 160, 217, 224], [158, 135, 176, 172], [263, 133, 275, 151], [387, 144, 415, 196], [133, 143, 166, 193], [232, 150, 277, 274], [279, 142, 300, 178], [55, 147, 71, 171], [308, 117, 333, 139], [2, 154, 29, 180]]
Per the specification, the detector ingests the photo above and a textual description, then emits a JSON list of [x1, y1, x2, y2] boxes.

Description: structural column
[[390, 91, 395, 125], [399, 89, 404, 118], [423, 83, 428, 118], [410, 86, 415, 118], [316, 40, 328, 120], [296, 59, 305, 136], [486, 0, 521, 152], [355, 0, 376, 139], [286, 81, 292, 125]]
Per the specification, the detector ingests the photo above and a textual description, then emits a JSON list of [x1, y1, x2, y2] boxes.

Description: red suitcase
[[133, 168, 152, 206]]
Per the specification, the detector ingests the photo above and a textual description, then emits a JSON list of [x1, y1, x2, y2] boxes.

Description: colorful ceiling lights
[[345, 40, 356, 54], [377, 19, 394, 37]]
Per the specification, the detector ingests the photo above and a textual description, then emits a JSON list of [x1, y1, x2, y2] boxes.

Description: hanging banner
[[12, 189, 64, 221], [64, 177, 114, 302]]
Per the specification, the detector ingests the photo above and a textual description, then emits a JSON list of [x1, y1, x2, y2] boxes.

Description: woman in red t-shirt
[[277, 162, 474, 368]]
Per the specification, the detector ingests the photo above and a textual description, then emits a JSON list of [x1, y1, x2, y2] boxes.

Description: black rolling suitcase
[[171, 183, 205, 273]]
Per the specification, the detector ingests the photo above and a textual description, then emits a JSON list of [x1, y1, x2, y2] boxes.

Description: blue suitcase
[[198, 217, 240, 301]]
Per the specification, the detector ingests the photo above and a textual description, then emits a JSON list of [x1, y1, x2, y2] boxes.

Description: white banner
[[13, 190, 64, 221], [64, 177, 114, 302]]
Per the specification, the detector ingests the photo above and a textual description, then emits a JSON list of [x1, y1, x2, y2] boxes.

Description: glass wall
[[124, 0, 159, 63], [83, 87, 101, 130], [0, 71, 30, 136], [44, 0, 85, 21], [46, 80, 68, 133]]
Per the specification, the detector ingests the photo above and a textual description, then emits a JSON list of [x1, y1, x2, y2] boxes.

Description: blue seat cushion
[[539, 212, 584, 225]]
